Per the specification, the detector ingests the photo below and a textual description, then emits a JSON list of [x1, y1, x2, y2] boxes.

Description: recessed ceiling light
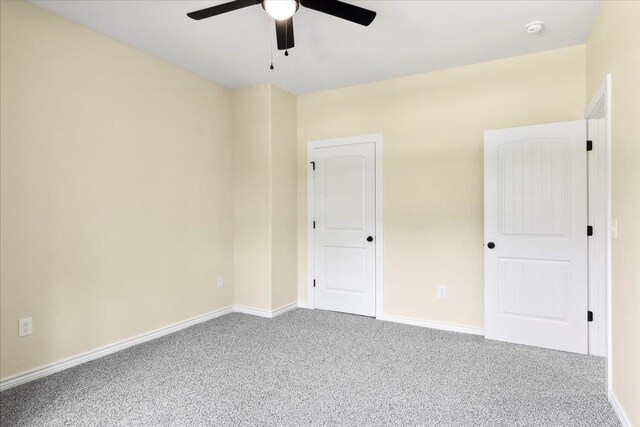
[[525, 21, 544, 35]]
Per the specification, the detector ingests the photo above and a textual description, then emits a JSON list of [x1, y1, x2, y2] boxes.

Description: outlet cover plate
[[19, 318, 32, 337], [437, 285, 447, 299]]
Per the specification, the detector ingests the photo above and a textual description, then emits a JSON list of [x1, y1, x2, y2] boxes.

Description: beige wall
[[1, 0, 235, 378], [1, 1, 298, 379], [232, 84, 298, 311], [587, 1, 640, 424], [270, 87, 298, 310], [297, 46, 587, 328], [232, 84, 273, 310]]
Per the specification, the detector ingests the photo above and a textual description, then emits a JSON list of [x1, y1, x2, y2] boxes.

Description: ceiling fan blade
[[275, 18, 295, 50], [187, 0, 260, 20], [300, 0, 376, 26]]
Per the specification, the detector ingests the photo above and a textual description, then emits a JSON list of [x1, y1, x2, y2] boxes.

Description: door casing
[[306, 134, 383, 317], [585, 74, 611, 386]]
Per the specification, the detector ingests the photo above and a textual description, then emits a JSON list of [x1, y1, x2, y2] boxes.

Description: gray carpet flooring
[[1, 309, 619, 426]]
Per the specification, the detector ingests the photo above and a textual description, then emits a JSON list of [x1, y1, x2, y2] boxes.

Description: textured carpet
[[1, 309, 619, 426]]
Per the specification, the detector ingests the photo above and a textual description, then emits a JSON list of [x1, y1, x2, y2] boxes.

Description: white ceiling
[[30, 1, 600, 95]]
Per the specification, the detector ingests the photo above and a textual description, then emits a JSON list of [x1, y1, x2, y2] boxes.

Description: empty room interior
[[1, 0, 639, 425]]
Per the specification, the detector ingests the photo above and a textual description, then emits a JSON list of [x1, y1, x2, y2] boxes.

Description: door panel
[[323, 156, 366, 230], [324, 246, 366, 293], [484, 120, 588, 354], [500, 140, 567, 235], [499, 258, 568, 321], [313, 142, 375, 317]]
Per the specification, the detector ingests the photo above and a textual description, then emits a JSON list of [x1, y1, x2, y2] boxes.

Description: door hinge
[[310, 161, 315, 171], [313, 279, 316, 288], [313, 221, 316, 229], [588, 311, 594, 322], [587, 225, 593, 236], [586, 140, 593, 151]]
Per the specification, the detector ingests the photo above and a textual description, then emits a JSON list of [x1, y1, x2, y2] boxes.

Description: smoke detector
[[525, 21, 544, 34]]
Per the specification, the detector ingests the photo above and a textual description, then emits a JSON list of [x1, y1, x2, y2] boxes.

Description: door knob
[[487, 242, 495, 249], [367, 236, 374, 242]]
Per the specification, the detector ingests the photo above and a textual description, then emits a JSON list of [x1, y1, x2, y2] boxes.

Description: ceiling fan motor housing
[[262, 0, 299, 21]]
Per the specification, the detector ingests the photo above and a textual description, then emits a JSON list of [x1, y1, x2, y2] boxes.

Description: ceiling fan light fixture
[[263, 0, 298, 21]]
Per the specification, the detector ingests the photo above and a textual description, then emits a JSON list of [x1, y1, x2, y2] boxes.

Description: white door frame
[[585, 75, 612, 388], [307, 134, 384, 317]]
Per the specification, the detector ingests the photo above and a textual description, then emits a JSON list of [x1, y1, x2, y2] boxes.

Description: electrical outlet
[[217, 276, 224, 289], [437, 284, 447, 299], [19, 318, 32, 337]]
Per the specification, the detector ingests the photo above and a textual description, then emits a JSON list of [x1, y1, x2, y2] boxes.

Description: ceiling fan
[[187, 0, 377, 52]]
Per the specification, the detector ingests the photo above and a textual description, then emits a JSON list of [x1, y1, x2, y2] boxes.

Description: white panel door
[[484, 120, 588, 354], [313, 142, 376, 317]]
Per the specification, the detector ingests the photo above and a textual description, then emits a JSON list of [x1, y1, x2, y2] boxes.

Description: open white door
[[484, 120, 588, 354], [312, 142, 376, 317]]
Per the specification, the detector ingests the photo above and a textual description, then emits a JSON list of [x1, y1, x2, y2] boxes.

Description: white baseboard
[[297, 300, 312, 309], [0, 305, 234, 392], [609, 390, 634, 427], [271, 302, 298, 317], [377, 314, 485, 336], [0, 302, 302, 392], [292, 305, 483, 336], [233, 301, 297, 318], [233, 305, 273, 318]]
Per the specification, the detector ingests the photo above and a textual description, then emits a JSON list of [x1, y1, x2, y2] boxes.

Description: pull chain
[[284, 19, 289, 57], [269, 18, 274, 70]]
